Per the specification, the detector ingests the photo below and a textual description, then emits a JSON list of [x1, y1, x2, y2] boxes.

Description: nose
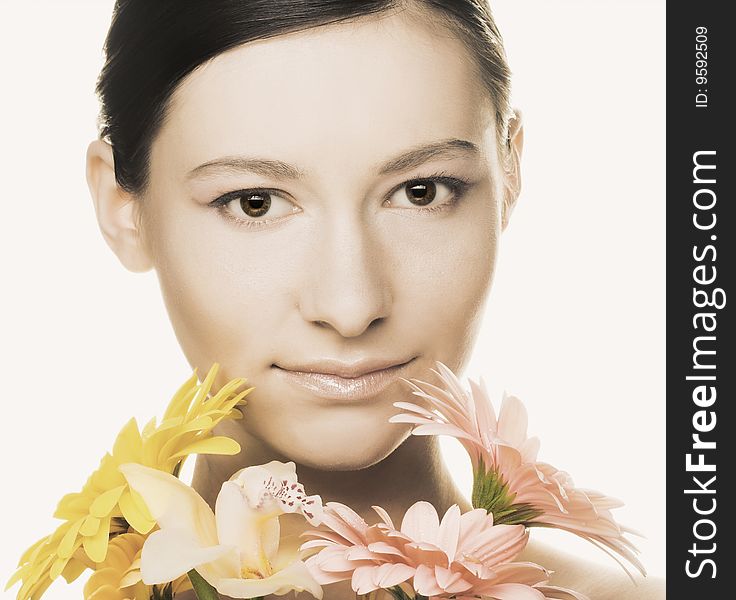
[[298, 212, 392, 338]]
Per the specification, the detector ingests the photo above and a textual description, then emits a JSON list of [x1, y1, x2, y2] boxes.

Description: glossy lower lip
[[273, 358, 415, 402]]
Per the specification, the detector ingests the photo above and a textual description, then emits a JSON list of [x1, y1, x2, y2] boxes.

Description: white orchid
[[119, 461, 324, 599]]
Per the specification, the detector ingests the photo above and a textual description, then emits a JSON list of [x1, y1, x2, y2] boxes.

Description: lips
[[273, 357, 415, 402]]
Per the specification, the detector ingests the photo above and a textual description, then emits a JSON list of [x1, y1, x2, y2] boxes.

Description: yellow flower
[[83, 533, 191, 600], [6, 363, 252, 600]]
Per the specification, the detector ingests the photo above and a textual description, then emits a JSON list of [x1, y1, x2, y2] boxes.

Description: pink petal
[[371, 505, 395, 529], [412, 563, 444, 597], [344, 546, 380, 561], [393, 401, 440, 419], [400, 501, 440, 544], [366, 541, 407, 558], [482, 583, 548, 600], [458, 508, 496, 543], [400, 378, 474, 427], [534, 584, 591, 600], [491, 562, 549, 586], [469, 377, 498, 446], [299, 539, 338, 551], [436, 505, 461, 560], [351, 565, 381, 594], [319, 503, 368, 546], [433, 565, 472, 594], [408, 423, 481, 444], [497, 394, 529, 448], [389, 414, 436, 426], [374, 563, 415, 588], [458, 524, 527, 566]]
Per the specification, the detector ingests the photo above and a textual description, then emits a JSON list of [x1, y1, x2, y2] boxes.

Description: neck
[[191, 420, 471, 525]]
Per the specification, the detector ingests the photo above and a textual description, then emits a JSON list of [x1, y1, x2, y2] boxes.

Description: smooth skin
[[87, 6, 662, 600]]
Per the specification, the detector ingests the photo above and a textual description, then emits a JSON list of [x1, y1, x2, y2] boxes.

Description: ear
[[501, 108, 524, 231], [86, 139, 154, 273]]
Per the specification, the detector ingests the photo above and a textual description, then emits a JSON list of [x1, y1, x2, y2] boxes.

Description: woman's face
[[135, 9, 508, 469]]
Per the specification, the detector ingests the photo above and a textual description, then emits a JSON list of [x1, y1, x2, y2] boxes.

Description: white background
[[0, 1, 665, 597]]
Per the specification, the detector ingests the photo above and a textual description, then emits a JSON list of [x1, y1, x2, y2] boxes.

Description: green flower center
[[471, 459, 544, 525]]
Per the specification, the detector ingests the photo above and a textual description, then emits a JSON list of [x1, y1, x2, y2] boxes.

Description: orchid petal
[[119, 463, 218, 545], [139, 528, 234, 585], [216, 559, 323, 599], [215, 481, 280, 567]]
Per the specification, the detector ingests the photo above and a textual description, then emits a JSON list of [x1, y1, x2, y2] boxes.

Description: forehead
[[154, 9, 496, 176]]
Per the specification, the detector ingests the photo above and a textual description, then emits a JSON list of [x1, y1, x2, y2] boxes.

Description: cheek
[[144, 204, 296, 368], [387, 191, 499, 347]]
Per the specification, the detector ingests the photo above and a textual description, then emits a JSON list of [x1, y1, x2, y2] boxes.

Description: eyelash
[[207, 171, 472, 230]]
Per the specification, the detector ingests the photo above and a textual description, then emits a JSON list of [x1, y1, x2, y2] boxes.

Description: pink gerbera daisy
[[389, 361, 645, 578], [301, 501, 588, 600]]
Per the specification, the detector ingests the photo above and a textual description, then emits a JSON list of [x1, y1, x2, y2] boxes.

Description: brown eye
[[239, 191, 271, 217], [210, 188, 299, 228], [405, 181, 436, 206], [384, 176, 469, 214]]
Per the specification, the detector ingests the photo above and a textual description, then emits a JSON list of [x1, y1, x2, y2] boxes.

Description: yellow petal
[[117, 533, 145, 560], [23, 571, 55, 600], [90, 485, 126, 518], [133, 581, 151, 600], [204, 384, 250, 418], [83, 514, 112, 563], [112, 418, 143, 464], [4, 565, 27, 591], [170, 436, 240, 459], [221, 387, 253, 413], [101, 543, 128, 572], [17, 535, 49, 566], [119, 568, 142, 588], [61, 557, 88, 584], [191, 364, 220, 409], [58, 518, 84, 559], [157, 416, 214, 464], [79, 515, 101, 538], [85, 582, 121, 600], [162, 371, 199, 421], [152, 416, 185, 432], [85, 567, 119, 591], [19, 554, 52, 598], [55, 493, 89, 520], [91, 454, 127, 491], [118, 490, 155, 535], [49, 555, 70, 581], [141, 415, 165, 439]]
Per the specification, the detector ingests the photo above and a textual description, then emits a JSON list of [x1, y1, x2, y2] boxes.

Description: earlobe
[[501, 108, 524, 231], [86, 139, 154, 273]]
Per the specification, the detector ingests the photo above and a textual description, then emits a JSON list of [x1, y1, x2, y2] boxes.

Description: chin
[[269, 418, 409, 471]]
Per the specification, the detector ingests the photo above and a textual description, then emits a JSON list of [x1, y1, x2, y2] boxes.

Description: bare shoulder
[[518, 540, 665, 600]]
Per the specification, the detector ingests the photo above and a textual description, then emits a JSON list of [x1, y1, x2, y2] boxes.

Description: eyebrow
[[186, 138, 480, 181]]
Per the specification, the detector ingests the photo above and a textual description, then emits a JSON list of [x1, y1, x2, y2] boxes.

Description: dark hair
[[96, 0, 511, 195]]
